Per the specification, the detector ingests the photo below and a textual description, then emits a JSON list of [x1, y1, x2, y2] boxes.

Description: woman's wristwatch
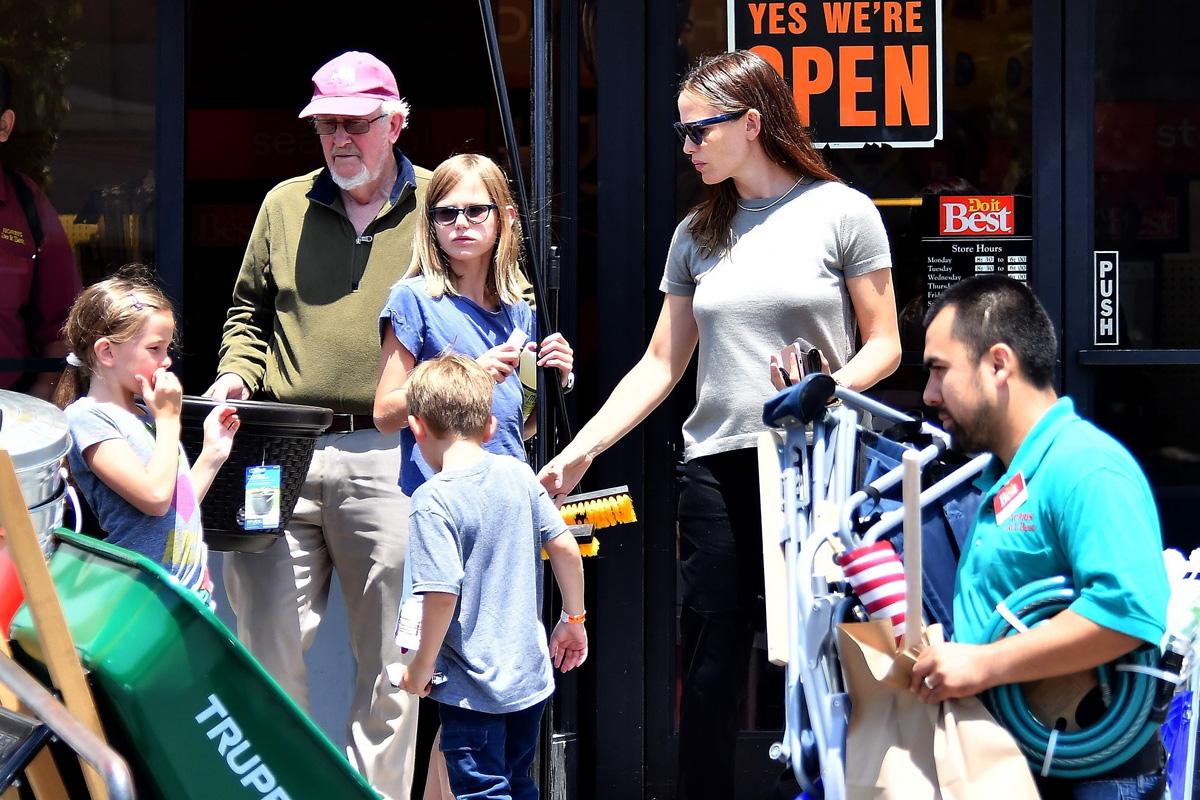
[[560, 609, 586, 624]]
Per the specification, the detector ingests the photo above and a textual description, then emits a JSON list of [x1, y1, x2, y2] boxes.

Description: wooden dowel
[[0, 450, 109, 800]]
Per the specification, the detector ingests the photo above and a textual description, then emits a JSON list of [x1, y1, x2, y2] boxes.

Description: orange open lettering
[[753, 43, 931, 129]]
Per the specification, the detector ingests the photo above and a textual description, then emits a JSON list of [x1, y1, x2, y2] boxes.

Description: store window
[[4, 0, 158, 287], [182, 4, 510, 389], [1093, 366, 1199, 553], [1093, 3, 1200, 351]]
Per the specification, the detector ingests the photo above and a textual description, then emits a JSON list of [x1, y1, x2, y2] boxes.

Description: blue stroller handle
[[763, 373, 929, 430], [763, 373, 838, 427]]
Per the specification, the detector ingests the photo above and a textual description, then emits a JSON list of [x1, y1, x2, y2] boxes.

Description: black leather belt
[[327, 413, 376, 433]]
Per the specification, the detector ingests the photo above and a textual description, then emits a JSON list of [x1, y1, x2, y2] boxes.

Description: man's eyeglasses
[[673, 109, 749, 146], [311, 114, 387, 136], [430, 203, 498, 226]]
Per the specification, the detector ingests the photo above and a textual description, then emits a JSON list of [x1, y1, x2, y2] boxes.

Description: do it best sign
[[729, 1, 943, 148]]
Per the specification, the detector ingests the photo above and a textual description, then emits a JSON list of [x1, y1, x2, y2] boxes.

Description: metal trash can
[[0, 391, 70, 559], [9, 530, 380, 799], [179, 397, 331, 553]]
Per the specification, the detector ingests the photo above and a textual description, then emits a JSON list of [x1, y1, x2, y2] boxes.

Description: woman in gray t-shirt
[[540, 50, 900, 799]]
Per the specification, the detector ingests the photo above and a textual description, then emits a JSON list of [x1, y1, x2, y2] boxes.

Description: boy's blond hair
[[406, 353, 494, 439]]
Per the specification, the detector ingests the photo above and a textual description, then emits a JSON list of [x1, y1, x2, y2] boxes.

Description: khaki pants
[[224, 429, 417, 800]]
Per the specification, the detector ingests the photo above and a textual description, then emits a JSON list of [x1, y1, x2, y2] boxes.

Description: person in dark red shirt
[[0, 62, 81, 399]]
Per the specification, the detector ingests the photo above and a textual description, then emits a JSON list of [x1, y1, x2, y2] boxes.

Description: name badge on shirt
[[993, 471, 1028, 525]]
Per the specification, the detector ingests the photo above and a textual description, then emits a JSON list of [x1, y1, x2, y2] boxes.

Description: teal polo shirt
[[952, 397, 1168, 647]]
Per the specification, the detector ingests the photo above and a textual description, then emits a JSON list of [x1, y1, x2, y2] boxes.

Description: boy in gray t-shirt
[[399, 353, 586, 799]]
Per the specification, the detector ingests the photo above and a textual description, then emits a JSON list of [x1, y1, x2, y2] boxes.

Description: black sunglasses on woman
[[673, 109, 749, 146]]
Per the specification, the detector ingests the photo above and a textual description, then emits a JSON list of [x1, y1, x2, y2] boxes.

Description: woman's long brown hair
[[681, 50, 840, 256]]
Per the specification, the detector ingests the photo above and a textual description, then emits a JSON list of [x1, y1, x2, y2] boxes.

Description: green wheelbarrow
[[9, 529, 380, 800]]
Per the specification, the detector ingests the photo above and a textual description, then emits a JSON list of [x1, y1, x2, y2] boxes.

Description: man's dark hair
[[0, 63, 10, 113], [924, 275, 1058, 388]]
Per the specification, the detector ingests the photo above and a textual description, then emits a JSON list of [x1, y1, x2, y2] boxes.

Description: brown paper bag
[[838, 621, 1040, 800]]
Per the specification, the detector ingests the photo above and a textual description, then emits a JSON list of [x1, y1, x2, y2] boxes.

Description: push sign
[[1094, 251, 1119, 346]]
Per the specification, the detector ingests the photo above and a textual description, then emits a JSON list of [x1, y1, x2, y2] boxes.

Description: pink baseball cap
[[298, 51, 400, 118]]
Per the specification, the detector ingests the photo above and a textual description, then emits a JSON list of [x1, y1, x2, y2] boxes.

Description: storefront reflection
[[1095, 3, 1200, 350], [5, 0, 158, 287]]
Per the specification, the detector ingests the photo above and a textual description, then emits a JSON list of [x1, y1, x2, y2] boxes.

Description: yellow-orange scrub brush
[[558, 485, 637, 529], [541, 486, 635, 560], [542, 529, 601, 560]]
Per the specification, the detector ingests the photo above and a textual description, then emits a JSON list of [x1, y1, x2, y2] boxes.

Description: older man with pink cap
[[206, 51, 429, 799]]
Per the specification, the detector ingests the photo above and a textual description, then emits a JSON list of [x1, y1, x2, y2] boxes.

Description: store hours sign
[[728, 1, 943, 148], [922, 195, 1032, 307]]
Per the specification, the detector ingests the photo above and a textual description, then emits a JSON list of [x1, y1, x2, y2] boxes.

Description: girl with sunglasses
[[540, 50, 900, 800], [375, 152, 573, 491]]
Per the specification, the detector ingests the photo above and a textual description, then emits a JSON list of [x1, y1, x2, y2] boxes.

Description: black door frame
[[1061, 0, 1100, 411], [593, 0, 650, 797], [156, 0, 186, 348], [1033, 0, 1066, 389], [590, 1, 696, 796]]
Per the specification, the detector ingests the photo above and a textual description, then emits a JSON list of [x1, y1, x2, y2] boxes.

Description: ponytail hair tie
[[65, 352, 85, 368]]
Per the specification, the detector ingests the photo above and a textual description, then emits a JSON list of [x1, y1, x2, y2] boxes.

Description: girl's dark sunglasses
[[430, 203, 498, 226], [673, 109, 749, 146]]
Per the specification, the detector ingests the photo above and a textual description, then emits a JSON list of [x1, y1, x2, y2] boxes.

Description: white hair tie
[[65, 352, 85, 368]]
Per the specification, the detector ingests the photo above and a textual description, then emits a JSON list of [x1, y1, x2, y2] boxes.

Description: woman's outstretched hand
[[538, 447, 593, 505]]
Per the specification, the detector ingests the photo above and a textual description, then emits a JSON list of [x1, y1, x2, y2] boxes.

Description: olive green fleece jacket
[[217, 152, 431, 414]]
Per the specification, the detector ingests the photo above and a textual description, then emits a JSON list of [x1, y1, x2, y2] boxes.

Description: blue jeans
[[1034, 736, 1166, 800], [438, 700, 546, 800], [1035, 771, 1164, 800]]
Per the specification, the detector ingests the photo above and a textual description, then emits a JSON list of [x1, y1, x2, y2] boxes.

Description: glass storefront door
[[1068, 1, 1200, 554]]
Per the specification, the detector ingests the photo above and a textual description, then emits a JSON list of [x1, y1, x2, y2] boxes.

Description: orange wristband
[[559, 610, 586, 624]]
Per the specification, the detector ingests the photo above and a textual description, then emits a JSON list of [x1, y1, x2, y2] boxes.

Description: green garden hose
[[983, 576, 1161, 779]]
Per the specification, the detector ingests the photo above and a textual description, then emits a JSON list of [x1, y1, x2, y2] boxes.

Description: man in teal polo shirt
[[912, 275, 1168, 798]]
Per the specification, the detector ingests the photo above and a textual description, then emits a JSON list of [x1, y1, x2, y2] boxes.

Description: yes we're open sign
[[729, 1, 943, 148]]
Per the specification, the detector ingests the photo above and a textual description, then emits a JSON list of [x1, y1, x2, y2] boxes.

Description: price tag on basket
[[243, 465, 281, 531]]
